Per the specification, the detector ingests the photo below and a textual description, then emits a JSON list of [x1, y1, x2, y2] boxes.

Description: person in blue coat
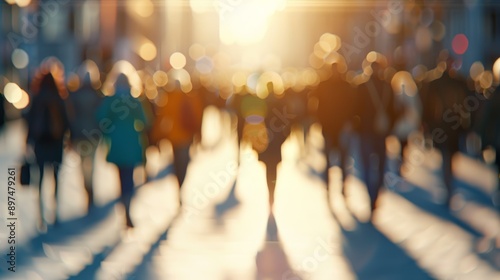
[[97, 74, 148, 228]]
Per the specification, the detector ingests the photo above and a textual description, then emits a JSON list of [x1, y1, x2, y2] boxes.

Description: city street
[[0, 109, 498, 280]]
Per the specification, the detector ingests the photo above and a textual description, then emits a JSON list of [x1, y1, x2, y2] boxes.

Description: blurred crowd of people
[[4, 34, 500, 233]]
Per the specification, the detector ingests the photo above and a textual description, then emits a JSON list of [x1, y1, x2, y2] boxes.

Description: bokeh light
[[16, 0, 30, 7], [170, 52, 187, 70], [319, 33, 342, 52], [478, 71, 493, 89], [232, 71, 247, 88], [135, 0, 154, 18], [67, 73, 80, 92], [492, 57, 500, 84], [469, 62, 484, 81], [189, 44, 205, 61], [431, 21, 446, 41], [195, 56, 214, 74], [11, 48, 29, 69], [13, 90, 29, 109], [153, 70, 168, 87], [139, 42, 157, 61], [415, 27, 433, 52], [3, 82, 23, 103], [391, 71, 418, 96], [452, 34, 469, 55]]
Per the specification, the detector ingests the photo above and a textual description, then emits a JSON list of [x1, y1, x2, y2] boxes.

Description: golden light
[[242, 123, 269, 153], [479, 71, 493, 89], [281, 69, 297, 89], [391, 71, 418, 96], [412, 65, 428, 82], [181, 82, 193, 93], [218, 0, 285, 45], [5, 0, 16, 4], [300, 68, 320, 87], [313, 42, 329, 59], [431, 21, 446, 41], [232, 71, 247, 88], [415, 27, 433, 52], [256, 71, 284, 98], [189, 0, 212, 13], [167, 69, 192, 92], [319, 33, 341, 52], [324, 52, 348, 74], [170, 52, 187, 70], [153, 71, 168, 87], [13, 90, 29, 109], [262, 54, 281, 71], [127, 0, 154, 18], [139, 42, 157, 61], [67, 73, 81, 92], [189, 44, 205, 61], [366, 51, 384, 64], [4, 83, 23, 103], [246, 73, 259, 94], [437, 61, 447, 72], [470, 62, 484, 81], [309, 53, 324, 69], [492, 57, 500, 84], [16, 0, 30, 7]]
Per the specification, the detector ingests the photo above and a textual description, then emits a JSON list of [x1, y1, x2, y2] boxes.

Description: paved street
[[0, 109, 499, 280]]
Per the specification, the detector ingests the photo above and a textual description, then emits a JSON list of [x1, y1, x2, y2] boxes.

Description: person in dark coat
[[67, 72, 102, 212], [311, 62, 356, 193], [97, 74, 149, 228], [0, 92, 5, 132], [475, 85, 500, 204], [27, 71, 69, 230], [354, 62, 402, 214], [420, 62, 470, 208]]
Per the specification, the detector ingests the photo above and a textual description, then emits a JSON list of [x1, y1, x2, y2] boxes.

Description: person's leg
[[173, 144, 191, 187], [266, 163, 277, 206], [495, 146, 500, 189], [440, 145, 454, 208], [359, 136, 373, 203], [322, 132, 332, 190], [52, 162, 61, 225], [37, 162, 45, 230], [372, 137, 387, 211], [118, 167, 135, 228], [398, 138, 408, 175], [81, 152, 95, 211], [339, 142, 349, 193]]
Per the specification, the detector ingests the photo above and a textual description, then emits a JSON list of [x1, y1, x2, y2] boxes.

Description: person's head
[[81, 72, 93, 87], [40, 73, 57, 92], [114, 74, 130, 96], [266, 82, 274, 95], [370, 62, 386, 80]]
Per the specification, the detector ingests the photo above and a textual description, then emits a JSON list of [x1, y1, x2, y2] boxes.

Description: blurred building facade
[[1, 0, 500, 79]]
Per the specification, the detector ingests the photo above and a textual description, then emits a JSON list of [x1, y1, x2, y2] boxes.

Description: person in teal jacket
[[97, 74, 148, 228]]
